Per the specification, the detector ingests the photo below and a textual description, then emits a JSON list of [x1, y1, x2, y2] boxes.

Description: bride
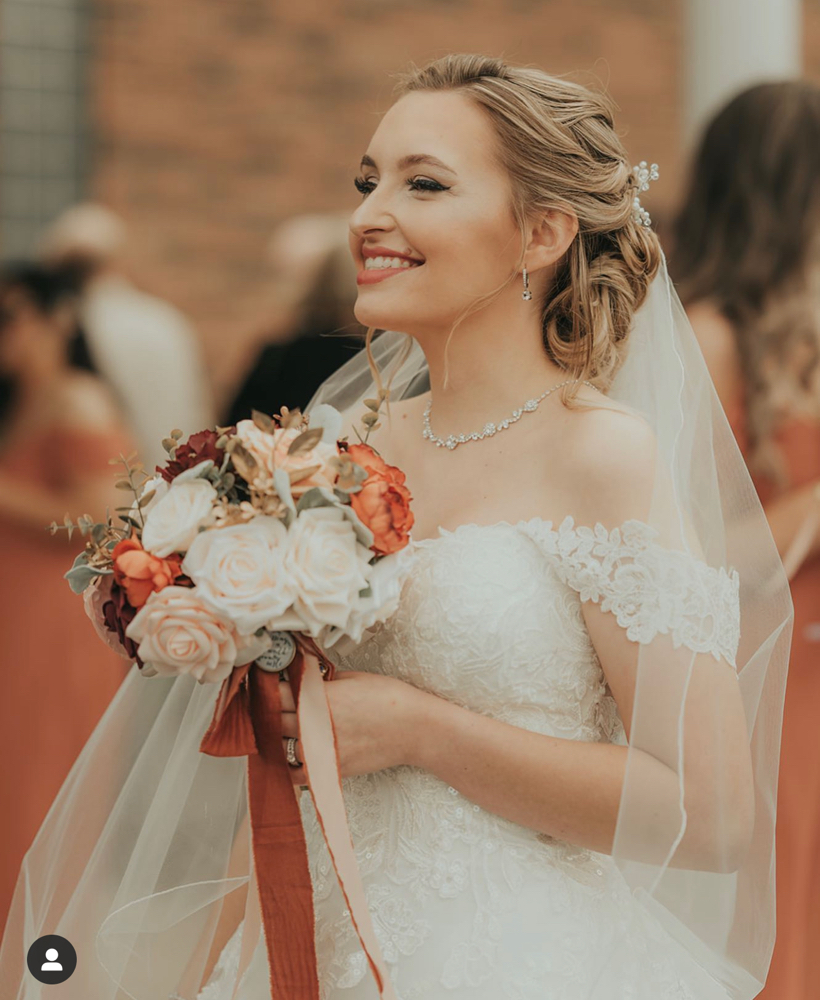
[[0, 54, 791, 1000]]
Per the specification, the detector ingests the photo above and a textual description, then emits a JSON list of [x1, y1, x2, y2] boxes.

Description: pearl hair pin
[[422, 377, 597, 450], [631, 161, 659, 227]]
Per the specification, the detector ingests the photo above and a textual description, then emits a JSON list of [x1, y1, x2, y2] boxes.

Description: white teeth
[[364, 256, 422, 270]]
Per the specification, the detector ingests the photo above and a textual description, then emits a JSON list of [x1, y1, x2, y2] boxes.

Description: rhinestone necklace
[[422, 378, 597, 450]]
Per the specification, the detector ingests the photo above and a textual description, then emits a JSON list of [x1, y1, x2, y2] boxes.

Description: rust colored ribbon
[[199, 634, 397, 1000]]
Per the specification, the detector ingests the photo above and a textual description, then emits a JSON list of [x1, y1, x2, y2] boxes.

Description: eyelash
[[353, 176, 448, 196]]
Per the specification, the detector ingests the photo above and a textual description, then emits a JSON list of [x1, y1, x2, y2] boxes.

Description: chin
[[353, 301, 412, 332]]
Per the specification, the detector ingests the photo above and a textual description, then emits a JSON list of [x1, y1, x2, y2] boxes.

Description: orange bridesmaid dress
[[0, 424, 133, 935], [727, 398, 820, 1000]]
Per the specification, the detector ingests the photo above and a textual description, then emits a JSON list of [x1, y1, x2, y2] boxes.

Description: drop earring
[[522, 266, 532, 301]]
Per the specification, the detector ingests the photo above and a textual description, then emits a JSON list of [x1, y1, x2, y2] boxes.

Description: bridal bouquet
[[53, 398, 415, 684], [51, 397, 414, 999]]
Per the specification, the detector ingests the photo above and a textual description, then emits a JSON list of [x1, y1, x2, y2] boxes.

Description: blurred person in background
[[39, 202, 216, 471], [224, 212, 366, 424], [0, 261, 133, 930], [671, 80, 820, 1000]]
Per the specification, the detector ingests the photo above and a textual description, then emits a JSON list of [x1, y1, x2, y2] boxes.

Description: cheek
[[440, 195, 519, 272]]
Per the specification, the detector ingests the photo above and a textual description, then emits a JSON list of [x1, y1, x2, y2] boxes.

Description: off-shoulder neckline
[[408, 514, 656, 547]]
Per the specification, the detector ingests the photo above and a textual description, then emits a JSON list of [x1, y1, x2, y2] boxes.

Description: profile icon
[[26, 934, 76, 984], [41, 947, 63, 971]]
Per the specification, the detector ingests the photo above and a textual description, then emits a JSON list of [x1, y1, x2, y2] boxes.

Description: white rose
[[321, 548, 416, 650], [182, 517, 302, 636], [125, 585, 241, 685], [348, 549, 415, 639], [279, 506, 371, 636], [141, 479, 217, 557]]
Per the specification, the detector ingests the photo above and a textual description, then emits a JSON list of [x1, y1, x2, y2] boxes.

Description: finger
[[278, 678, 296, 712], [280, 713, 299, 739]]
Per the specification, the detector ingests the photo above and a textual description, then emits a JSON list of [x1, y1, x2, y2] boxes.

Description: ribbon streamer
[[199, 635, 397, 999]]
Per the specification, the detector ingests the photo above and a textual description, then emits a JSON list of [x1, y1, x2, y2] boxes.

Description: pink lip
[[357, 263, 423, 285]]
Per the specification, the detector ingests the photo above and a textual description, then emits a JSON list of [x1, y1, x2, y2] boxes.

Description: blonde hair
[[364, 53, 662, 405]]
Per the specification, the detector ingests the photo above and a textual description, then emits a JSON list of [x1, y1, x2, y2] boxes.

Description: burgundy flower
[[156, 429, 230, 484], [102, 580, 144, 666]]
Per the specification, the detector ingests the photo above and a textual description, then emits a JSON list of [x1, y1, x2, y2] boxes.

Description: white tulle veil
[[0, 253, 791, 999]]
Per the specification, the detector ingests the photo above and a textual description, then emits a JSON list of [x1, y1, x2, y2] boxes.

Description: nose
[[349, 186, 395, 246]]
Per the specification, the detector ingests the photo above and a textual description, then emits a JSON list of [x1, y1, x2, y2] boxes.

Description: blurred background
[[2, 2, 820, 996], [0, 0, 812, 413]]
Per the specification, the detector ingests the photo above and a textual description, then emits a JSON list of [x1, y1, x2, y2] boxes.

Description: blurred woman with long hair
[[671, 80, 820, 1000], [0, 262, 133, 930], [225, 212, 365, 424]]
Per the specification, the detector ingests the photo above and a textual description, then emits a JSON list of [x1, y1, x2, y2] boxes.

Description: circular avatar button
[[26, 935, 77, 984]]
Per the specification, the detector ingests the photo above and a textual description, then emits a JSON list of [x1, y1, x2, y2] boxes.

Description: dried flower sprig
[[355, 388, 390, 447]]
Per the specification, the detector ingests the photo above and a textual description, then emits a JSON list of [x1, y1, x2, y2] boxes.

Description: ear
[[524, 207, 579, 273]]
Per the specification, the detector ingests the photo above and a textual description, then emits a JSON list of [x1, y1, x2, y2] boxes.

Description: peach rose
[[234, 420, 339, 497], [112, 536, 184, 609], [347, 444, 414, 555], [125, 585, 269, 685]]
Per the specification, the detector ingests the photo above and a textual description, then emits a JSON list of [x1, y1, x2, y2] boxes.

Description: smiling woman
[[0, 53, 792, 1000]]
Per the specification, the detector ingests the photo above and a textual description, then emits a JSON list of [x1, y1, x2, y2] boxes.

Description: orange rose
[[347, 444, 414, 555], [112, 536, 184, 609]]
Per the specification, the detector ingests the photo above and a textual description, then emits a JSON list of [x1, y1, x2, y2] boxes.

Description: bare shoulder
[[685, 300, 743, 396], [686, 299, 736, 353], [559, 399, 658, 527], [57, 372, 124, 431]]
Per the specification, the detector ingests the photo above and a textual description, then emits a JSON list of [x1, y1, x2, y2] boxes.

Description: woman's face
[[349, 90, 522, 337]]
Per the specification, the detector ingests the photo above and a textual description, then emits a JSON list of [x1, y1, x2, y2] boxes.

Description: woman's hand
[[278, 670, 428, 786]]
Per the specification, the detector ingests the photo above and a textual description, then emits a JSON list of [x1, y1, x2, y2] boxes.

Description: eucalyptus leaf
[[64, 562, 101, 594], [288, 463, 322, 485], [251, 410, 276, 434], [338, 503, 374, 550], [287, 427, 323, 456], [273, 468, 296, 513], [296, 486, 339, 513]]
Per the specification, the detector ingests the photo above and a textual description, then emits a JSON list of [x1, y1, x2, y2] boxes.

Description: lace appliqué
[[522, 516, 741, 668]]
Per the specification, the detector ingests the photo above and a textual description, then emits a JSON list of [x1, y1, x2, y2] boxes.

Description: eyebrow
[[359, 153, 457, 176]]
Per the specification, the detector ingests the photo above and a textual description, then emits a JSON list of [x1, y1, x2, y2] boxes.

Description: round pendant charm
[[255, 631, 297, 673]]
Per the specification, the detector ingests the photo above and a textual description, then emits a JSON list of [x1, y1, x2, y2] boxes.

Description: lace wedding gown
[[197, 515, 740, 1000]]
